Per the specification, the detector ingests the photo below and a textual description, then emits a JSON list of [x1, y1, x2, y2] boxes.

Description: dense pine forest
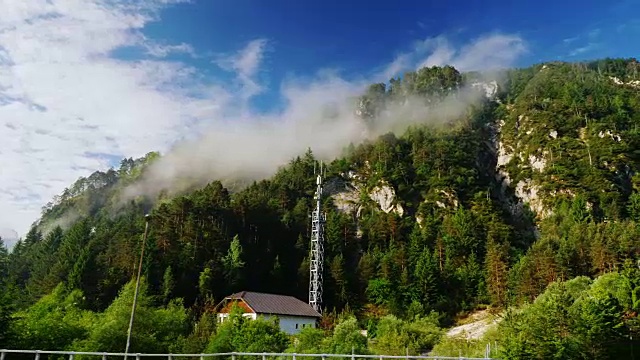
[[2, 58, 640, 359]]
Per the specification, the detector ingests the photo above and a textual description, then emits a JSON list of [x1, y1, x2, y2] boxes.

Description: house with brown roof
[[215, 291, 322, 335]]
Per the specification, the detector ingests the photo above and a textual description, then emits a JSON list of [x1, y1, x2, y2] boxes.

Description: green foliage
[[0, 237, 14, 347], [4, 58, 640, 357], [287, 314, 442, 355], [222, 235, 246, 290], [162, 266, 175, 304], [323, 316, 368, 354], [0, 289, 12, 347], [10, 284, 94, 351], [370, 314, 442, 355], [73, 278, 188, 354], [206, 305, 289, 353], [288, 327, 326, 354], [430, 326, 501, 358], [628, 192, 640, 221], [180, 312, 217, 354], [499, 273, 636, 359]]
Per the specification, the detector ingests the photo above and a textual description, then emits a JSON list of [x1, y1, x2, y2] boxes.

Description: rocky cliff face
[[486, 61, 640, 223], [332, 62, 640, 230], [329, 171, 404, 217], [490, 114, 548, 219], [325, 168, 406, 239], [338, 80, 502, 226], [471, 80, 498, 99]]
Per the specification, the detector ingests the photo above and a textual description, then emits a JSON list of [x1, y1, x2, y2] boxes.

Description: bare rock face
[[327, 172, 403, 237], [610, 76, 640, 89], [528, 153, 547, 172], [489, 113, 549, 220], [369, 183, 404, 216], [328, 175, 361, 215], [328, 173, 403, 217], [434, 189, 459, 209], [514, 179, 548, 217], [598, 130, 622, 142], [471, 80, 498, 99]]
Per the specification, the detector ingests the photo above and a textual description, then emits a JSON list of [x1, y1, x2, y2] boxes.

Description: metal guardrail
[[0, 350, 495, 360]]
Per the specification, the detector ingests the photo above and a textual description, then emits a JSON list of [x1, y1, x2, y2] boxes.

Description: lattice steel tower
[[309, 164, 325, 314]]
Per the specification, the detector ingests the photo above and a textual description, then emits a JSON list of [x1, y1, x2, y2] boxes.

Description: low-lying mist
[[2, 0, 528, 238], [121, 74, 492, 203]]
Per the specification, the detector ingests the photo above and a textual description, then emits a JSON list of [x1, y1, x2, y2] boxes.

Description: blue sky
[[0, 0, 638, 241], [141, 0, 639, 112]]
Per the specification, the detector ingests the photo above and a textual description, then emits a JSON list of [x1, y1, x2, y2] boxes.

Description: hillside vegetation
[[2, 58, 640, 359]]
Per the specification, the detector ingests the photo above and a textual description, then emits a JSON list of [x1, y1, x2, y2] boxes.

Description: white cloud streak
[[0, 0, 527, 238], [382, 33, 527, 79], [0, 227, 19, 250], [563, 27, 605, 58], [0, 0, 224, 237], [215, 39, 269, 100]]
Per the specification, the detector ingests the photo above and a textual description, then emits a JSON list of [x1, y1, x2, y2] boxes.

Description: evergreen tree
[[485, 239, 509, 307], [222, 235, 245, 291]]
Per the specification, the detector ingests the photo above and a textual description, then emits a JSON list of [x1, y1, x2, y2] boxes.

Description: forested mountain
[[2, 58, 640, 359]]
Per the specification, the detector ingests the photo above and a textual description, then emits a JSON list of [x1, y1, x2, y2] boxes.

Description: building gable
[[216, 291, 321, 318], [218, 298, 255, 314]]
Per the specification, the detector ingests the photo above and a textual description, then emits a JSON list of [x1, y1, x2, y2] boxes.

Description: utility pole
[[309, 162, 325, 314], [125, 213, 151, 359]]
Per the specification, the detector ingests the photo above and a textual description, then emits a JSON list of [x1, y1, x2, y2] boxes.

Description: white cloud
[[0, 0, 528, 238], [569, 44, 597, 56], [380, 53, 411, 81], [563, 36, 579, 44], [143, 41, 195, 57], [417, 36, 457, 69], [124, 33, 527, 202], [451, 34, 527, 71], [383, 33, 527, 78], [587, 28, 602, 39], [0, 227, 19, 250], [566, 28, 604, 57], [215, 39, 269, 100], [0, 0, 225, 237]]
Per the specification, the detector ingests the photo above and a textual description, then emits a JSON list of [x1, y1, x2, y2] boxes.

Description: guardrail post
[[292, 353, 296, 360], [136, 353, 141, 360], [102, 353, 107, 360], [70, 354, 75, 360], [0, 350, 5, 360], [35, 350, 40, 360], [261, 353, 266, 360], [168, 354, 173, 360], [232, 352, 236, 360]]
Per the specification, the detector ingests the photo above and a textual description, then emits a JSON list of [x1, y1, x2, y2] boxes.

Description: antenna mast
[[309, 161, 325, 314]]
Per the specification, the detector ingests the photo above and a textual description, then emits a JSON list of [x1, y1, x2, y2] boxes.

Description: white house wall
[[217, 312, 317, 335], [260, 314, 317, 335], [218, 312, 256, 323]]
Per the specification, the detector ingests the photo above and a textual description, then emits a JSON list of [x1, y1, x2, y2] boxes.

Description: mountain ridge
[[2, 57, 640, 358]]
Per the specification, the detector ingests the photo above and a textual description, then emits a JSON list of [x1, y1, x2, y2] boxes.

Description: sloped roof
[[224, 291, 321, 318]]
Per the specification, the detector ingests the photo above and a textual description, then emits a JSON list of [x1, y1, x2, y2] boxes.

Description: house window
[[295, 324, 299, 329]]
